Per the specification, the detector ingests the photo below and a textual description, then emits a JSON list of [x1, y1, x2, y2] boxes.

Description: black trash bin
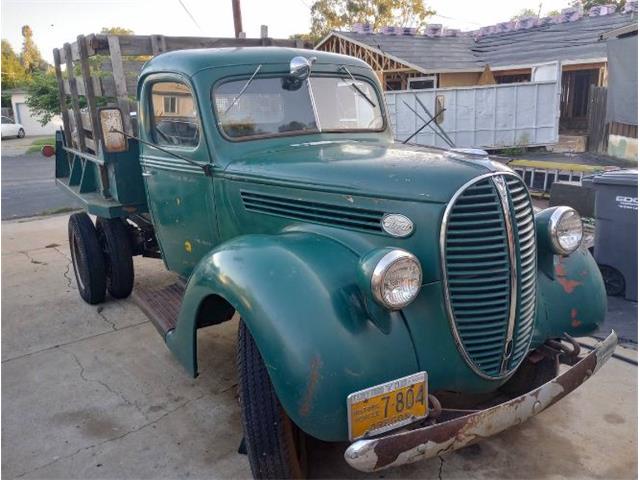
[[589, 170, 638, 301]]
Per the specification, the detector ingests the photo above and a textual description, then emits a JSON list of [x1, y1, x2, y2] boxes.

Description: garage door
[[15, 103, 57, 136]]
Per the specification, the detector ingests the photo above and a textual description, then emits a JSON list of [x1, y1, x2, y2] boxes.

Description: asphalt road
[[1, 151, 81, 220]]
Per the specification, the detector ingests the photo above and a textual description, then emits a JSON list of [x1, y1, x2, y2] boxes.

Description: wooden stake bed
[[51, 32, 309, 218], [53, 33, 307, 154]]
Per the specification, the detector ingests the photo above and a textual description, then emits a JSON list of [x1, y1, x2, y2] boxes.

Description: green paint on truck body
[[100, 47, 604, 442]]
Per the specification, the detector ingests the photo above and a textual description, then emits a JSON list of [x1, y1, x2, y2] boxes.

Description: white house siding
[[10, 92, 62, 136]]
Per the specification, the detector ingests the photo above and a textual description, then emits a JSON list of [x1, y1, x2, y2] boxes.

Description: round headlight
[[549, 206, 583, 255], [371, 250, 422, 310]]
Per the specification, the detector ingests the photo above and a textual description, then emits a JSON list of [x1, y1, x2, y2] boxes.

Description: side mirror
[[99, 107, 128, 153], [289, 56, 316, 81]]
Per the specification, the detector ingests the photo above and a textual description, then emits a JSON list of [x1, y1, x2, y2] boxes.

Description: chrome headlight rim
[[371, 249, 422, 310], [548, 206, 583, 255]]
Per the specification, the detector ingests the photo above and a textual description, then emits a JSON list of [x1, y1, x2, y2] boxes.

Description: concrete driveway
[[2, 214, 637, 479]]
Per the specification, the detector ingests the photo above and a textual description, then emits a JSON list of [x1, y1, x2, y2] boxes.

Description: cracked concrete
[[2, 214, 638, 479]]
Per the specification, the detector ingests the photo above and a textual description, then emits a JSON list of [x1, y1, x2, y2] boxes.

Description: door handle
[[142, 170, 155, 177]]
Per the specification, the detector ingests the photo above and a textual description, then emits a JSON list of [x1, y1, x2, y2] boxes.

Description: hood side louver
[[240, 191, 384, 232]]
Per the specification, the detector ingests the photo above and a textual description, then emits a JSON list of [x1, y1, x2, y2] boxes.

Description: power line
[[177, 0, 203, 32]]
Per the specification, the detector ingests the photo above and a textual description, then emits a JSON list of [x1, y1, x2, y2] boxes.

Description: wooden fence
[[587, 85, 608, 153]]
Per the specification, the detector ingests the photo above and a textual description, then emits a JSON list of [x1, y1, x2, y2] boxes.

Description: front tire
[[17, 128, 25, 138], [237, 320, 308, 479], [96, 217, 134, 299], [68, 213, 106, 304]]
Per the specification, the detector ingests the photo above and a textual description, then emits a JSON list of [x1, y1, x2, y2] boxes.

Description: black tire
[[96, 217, 134, 299], [599, 264, 625, 297], [68, 213, 106, 304], [17, 128, 25, 138], [237, 320, 308, 479]]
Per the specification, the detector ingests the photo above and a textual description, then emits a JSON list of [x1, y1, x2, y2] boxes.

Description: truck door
[[140, 76, 218, 278]]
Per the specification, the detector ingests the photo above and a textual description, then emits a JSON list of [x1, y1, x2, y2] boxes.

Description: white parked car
[[1, 116, 25, 138]]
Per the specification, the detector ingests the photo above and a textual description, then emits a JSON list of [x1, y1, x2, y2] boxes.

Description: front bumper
[[344, 331, 618, 472]]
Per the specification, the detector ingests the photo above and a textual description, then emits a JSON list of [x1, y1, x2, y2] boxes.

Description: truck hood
[[223, 141, 512, 203]]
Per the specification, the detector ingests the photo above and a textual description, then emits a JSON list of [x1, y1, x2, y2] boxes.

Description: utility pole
[[232, 0, 243, 38]]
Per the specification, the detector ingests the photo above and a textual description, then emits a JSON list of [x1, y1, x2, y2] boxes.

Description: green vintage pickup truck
[[51, 34, 616, 478]]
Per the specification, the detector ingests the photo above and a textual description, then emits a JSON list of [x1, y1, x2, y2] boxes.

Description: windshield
[[213, 75, 384, 140]]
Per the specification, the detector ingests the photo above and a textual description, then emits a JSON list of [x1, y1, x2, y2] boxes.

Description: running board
[[132, 282, 185, 335]]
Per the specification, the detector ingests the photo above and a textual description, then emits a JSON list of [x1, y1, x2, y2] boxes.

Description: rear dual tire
[[96, 217, 134, 299], [68, 213, 134, 304]]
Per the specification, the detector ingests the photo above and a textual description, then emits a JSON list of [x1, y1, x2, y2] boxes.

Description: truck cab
[[52, 41, 617, 479]]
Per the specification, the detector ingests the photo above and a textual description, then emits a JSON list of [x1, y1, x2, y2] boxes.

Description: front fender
[[167, 232, 419, 441], [532, 247, 607, 346]]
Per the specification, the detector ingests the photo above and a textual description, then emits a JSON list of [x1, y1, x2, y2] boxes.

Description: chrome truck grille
[[441, 172, 537, 379]]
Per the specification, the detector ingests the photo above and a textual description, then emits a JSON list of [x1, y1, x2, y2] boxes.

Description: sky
[[1, 0, 574, 64]]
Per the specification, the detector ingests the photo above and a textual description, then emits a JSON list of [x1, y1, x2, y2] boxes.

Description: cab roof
[[141, 47, 370, 77]]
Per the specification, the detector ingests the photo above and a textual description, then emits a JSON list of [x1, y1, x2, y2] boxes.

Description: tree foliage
[[511, 8, 538, 20], [310, 0, 435, 40], [25, 71, 61, 125], [572, 0, 626, 11], [20, 25, 46, 73], [100, 26, 134, 35], [1, 39, 29, 89]]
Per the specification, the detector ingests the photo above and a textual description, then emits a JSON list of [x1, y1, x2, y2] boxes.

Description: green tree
[[1, 39, 29, 89], [100, 26, 134, 35], [25, 71, 60, 125], [572, 0, 626, 11], [511, 8, 538, 20], [310, 0, 435, 40], [20, 25, 45, 73]]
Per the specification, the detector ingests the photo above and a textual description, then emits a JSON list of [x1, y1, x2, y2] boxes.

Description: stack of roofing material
[[590, 5, 617, 16], [495, 21, 516, 33], [515, 17, 537, 30], [424, 24, 442, 37], [351, 23, 373, 34], [339, 10, 636, 70], [556, 5, 584, 23]]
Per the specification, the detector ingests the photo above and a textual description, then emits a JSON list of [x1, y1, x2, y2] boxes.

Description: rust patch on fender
[[571, 308, 581, 328], [555, 258, 582, 294], [299, 356, 322, 417]]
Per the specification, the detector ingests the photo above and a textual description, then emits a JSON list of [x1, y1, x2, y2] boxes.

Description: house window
[[151, 82, 200, 147], [408, 76, 437, 90], [163, 96, 177, 114]]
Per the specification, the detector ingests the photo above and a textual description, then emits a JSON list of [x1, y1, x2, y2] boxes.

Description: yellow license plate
[[347, 372, 428, 441]]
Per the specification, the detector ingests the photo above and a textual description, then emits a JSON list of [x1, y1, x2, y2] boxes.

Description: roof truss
[[316, 33, 425, 73]]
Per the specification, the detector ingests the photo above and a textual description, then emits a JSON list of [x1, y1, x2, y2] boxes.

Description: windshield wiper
[[224, 64, 262, 115], [338, 65, 376, 108]]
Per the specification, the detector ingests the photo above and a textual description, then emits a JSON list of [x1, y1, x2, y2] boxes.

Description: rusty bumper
[[344, 331, 618, 472]]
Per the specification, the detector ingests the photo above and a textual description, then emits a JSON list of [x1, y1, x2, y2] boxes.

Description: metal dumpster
[[589, 170, 638, 301]]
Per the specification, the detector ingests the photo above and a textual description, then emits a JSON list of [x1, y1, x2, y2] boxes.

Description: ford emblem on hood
[[381, 214, 414, 238]]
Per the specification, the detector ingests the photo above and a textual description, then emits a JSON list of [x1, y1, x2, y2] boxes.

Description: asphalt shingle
[[333, 12, 637, 73]]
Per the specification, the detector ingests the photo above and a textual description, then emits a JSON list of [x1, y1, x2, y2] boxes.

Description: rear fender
[[167, 232, 418, 441]]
